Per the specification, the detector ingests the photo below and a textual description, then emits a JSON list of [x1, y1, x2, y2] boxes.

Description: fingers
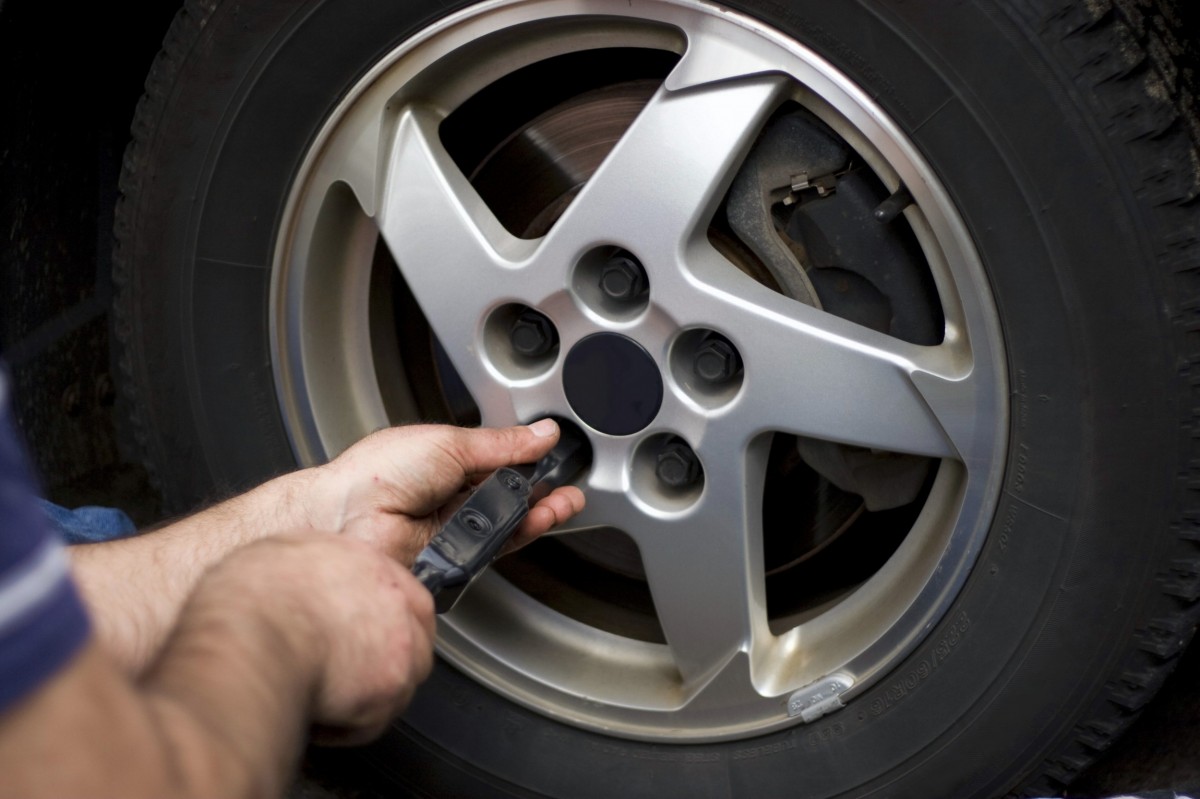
[[530, 485, 586, 531], [503, 485, 586, 554], [309, 560, 436, 746], [395, 563, 437, 646], [331, 419, 582, 565], [324, 419, 564, 529]]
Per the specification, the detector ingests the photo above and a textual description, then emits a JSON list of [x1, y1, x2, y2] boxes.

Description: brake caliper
[[726, 108, 941, 512]]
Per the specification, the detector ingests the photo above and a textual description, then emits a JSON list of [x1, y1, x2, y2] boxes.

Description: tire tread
[[111, 0, 218, 510], [1011, 1, 1200, 794]]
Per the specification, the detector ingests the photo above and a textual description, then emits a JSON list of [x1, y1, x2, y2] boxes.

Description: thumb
[[446, 419, 561, 475]]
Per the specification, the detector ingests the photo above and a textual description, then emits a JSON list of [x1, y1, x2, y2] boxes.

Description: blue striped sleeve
[[0, 370, 90, 713]]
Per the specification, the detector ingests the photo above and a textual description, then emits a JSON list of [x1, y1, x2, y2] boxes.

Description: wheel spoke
[[537, 71, 789, 264], [376, 107, 540, 404], [627, 441, 771, 692], [665, 13, 806, 93], [302, 97, 389, 219], [669, 247, 977, 461], [548, 481, 641, 539]]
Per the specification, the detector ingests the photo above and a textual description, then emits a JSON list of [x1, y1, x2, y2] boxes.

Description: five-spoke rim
[[270, 0, 1006, 742]]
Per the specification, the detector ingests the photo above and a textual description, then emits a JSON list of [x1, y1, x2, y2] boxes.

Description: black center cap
[[563, 333, 663, 436]]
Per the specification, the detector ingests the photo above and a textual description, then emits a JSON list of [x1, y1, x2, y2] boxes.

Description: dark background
[[1, 1, 1196, 795]]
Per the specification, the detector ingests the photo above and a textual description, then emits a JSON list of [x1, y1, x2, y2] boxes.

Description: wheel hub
[[563, 333, 663, 436]]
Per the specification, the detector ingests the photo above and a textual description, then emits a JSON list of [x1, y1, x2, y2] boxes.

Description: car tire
[[114, 1, 1200, 796]]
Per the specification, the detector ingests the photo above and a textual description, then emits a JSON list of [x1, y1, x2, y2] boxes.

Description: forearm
[[66, 467, 323, 673], [0, 643, 188, 798], [3, 534, 430, 798], [139, 558, 321, 798], [135, 534, 429, 791], [0, 579, 324, 798]]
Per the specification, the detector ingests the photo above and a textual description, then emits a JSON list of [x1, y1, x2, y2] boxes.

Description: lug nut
[[693, 334, 742, 384], [509, 309, 558, 357], [599, 253, 648, 302], [655, 438, 702, 489]]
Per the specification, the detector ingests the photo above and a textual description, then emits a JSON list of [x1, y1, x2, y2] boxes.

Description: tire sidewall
[[124, 0, 1180, 796]]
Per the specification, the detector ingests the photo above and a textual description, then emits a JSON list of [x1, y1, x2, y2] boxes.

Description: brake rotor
[[469, 80, 660, 239]]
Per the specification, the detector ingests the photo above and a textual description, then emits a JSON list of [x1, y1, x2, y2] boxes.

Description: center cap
[[563, 333, 663, 436]]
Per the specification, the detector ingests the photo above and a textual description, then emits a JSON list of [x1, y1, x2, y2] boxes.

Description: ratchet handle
[[413, 423, 591, 613], [412, 467, 532, 613]]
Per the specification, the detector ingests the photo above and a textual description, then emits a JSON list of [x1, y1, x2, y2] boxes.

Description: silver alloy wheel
[[270, 0, 1007, 742]]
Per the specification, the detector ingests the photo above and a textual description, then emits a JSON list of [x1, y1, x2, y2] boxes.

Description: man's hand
[[152, 534, 437, 750], [300, 419, 587, 565], [68, 420, 585, 674]]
